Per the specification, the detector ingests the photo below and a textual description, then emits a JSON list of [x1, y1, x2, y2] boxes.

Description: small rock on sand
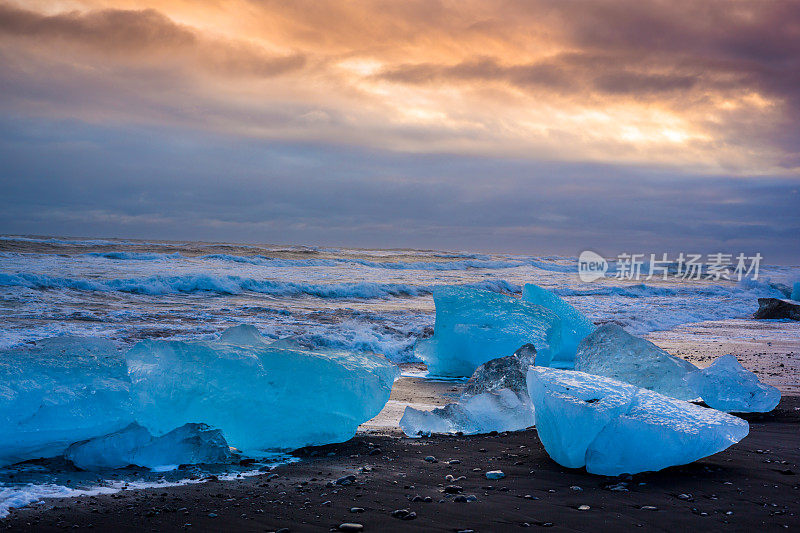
[[338, 524, 363, 532]]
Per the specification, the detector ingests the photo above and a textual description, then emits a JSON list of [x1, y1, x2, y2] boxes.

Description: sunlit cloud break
[[1, 0, 799, 172]]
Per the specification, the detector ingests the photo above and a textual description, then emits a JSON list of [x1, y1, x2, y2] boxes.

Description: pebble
[[368, 448, 381, 456], [336, 475, 356, 486], [338, 524, 363, 532], [570, 486, 583, 491], [349, 507, 364, 513], [677, 493, 692, 500], [424, 456, 437, 463], [485, 470, 505, 480], [390, 509, 416, 520], [322, 500, 332, 507], [578, 505, 590, 511], [207, 512, 218, 518], [444, 485, 464, 494], [640, 506, 658, 511]]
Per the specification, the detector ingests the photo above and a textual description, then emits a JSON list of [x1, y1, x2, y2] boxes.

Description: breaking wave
[[554, 280, 785, 299], [200, 253, 524, 270], [0, 273, 520, 299]]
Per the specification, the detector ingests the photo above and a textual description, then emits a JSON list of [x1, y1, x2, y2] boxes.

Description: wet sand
[[646, 318, 800, 395], [3, 396, 798, 532]]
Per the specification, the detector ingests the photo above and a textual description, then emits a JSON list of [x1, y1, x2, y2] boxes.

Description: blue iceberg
[[528, 367, 749, 475], [126, 330, 399, 453], [0, 326, 398, 467], [522, 284, 595, 367], [416, 286, 562, 377]]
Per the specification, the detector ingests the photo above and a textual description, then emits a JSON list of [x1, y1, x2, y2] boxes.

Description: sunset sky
[[1, 1, 798, 261]]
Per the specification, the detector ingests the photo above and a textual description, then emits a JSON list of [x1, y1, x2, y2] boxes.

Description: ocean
[[1, 235, 797, 358]]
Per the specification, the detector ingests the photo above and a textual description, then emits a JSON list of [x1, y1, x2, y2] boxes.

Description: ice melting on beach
[[399, 389, 533, 436], [527, 367, 749, 475], [522, 284, 595, 368], [416, 286, 562, 377], [65, 422, 232, 470], [126, 329, 399, 453], [686, 354, 781, 413], [0, 326, 397, 469], [575, 324, 698, 400], [0, 338, 133, 466], [399, 346, 536, 436]]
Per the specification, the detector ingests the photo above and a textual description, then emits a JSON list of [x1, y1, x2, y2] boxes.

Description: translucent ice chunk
[[126, 328, 399, 453], [399, 347, 535, 437], [65, 422, 231, 470], [0, 337, 133, 466], [218, 324, 270, 346], [528, 367, 749, 475], [462, 345, 535, 397], [416, 286, 562, 377], [399, 389, 534, 437], [685, 354, 781, 413], [522, 284, 595, 368], [575, 324, 698, 400]]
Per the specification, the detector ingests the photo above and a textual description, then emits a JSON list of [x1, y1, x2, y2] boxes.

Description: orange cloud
[[1, 0, 798, 172]]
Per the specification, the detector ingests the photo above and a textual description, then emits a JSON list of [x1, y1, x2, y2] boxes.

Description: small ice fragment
[[399, 350, 535, 437], [575, 324, 698, 400], [65, 422, 231, 470], [485, 470, 505, 480], [685, 354, 781, 413], [218, 324, 269, 345]]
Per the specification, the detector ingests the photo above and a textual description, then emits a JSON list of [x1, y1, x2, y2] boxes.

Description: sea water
[[2, 235, 797, 357]]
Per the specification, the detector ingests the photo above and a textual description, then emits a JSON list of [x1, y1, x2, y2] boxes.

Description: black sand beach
[[3, 396, 798, 532]]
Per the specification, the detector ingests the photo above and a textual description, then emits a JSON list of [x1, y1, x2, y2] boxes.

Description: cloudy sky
[[1, 0, 798, 261]]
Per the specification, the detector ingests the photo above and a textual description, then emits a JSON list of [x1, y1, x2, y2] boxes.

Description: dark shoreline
[[3, 397, 798, 532]]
